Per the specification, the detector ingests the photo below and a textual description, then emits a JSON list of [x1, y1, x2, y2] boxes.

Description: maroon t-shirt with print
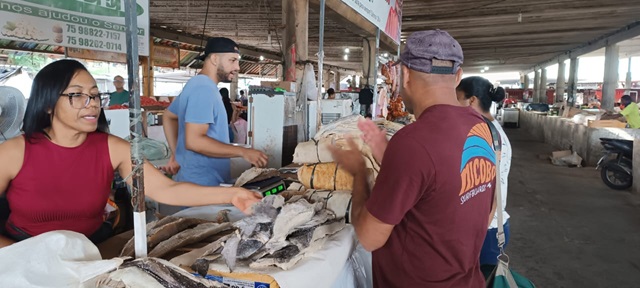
[[366, 105, 496, 288]]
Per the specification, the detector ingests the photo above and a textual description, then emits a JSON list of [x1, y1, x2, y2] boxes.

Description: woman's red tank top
[[6, 132, 114, 238]]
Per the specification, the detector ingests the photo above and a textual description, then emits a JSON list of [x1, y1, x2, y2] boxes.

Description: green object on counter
[[274, 87, 287, 92]]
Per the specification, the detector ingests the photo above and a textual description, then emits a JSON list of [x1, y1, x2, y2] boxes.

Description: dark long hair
[[23, 59, 109, 141], [219, 88, 233, 124], [456, 76, 506, 113]]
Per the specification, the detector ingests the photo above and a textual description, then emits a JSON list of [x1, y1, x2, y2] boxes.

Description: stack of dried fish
[[312, 114, 404, 141], [120, 211, 232, 259], [190, 195, 346, 275], [292, 115, 405, 190], [94, 257, 223, 288]]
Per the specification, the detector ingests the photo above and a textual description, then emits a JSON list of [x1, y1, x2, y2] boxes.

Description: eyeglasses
[[60, 92, 109, 109]]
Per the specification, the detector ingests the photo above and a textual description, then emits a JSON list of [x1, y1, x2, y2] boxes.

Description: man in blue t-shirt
[[162, 37, 267, 186]]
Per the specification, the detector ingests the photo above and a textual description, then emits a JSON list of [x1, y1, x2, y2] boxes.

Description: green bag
[[486, 256, 535, 288], [485, 119, 536, 288]]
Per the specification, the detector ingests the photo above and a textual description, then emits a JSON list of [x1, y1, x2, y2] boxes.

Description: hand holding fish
[[232, 188, 263, 214], [358, 119, 388, 164], [328, 137, 367, 176]]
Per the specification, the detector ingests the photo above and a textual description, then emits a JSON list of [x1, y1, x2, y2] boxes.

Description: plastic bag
[[348, 244, 372, 288], [302, 63, 318, 101], [125, 137, 170, 161], [551, 151, 583, 167]]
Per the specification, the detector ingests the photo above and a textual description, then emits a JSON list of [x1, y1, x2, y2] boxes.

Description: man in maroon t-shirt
[[330, 30, 497, 287]]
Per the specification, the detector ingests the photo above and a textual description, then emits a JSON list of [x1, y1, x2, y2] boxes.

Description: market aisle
[[505, 127, 640, 287]]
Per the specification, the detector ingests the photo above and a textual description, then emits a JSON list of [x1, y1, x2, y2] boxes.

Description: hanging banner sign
[[66, 47, 126, 62], [0, 0, 150, 55], [341, 0, 402, 44], [153, 45, 179, 68]]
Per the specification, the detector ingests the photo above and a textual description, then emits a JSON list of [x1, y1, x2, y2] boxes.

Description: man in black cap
[[329, 30, 497, 287], [162, 37, 267, 187]]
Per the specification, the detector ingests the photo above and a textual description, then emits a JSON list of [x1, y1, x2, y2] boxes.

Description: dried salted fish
[[191, 234, 232, 277], [288, 219, 345, 250], [221, 233, 241, 272], [293, 209, 335, 230], [148, 222, 232, 258], [95, 257, 222, 288], [151, 215, 180, 229], [214, 209, 231, 223], [234, 167, 279, 187], [270, 199, 315, 242], [119, 216, 180, 257], [249, 244, 306, 271], [236, 223, 272, 260], [232, 195, 283, 238], [120, 217, 209, 257]]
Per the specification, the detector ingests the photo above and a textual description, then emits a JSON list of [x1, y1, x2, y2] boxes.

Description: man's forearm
[[148, 182, 235, 207], [188, 136, 246, 158], [163, 117, 179, 155], [350, 171, 370, 227]]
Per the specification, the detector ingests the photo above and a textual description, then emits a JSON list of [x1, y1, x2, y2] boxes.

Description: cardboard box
[[260, 81, 296, 92], [200, 269, 280, 288], [551, 150, 572, 159], [588, 120, 627, 128]]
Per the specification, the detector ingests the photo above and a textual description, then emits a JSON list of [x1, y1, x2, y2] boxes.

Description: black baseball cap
[[197, 37, 240, 61], [398, 30, 464, 74]]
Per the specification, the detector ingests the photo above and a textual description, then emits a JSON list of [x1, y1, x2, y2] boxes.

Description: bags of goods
[[293, 115, 405, 175], [297, 162, 374, 191], [313, 115, 404, 142], [297, 163, 353, 191]]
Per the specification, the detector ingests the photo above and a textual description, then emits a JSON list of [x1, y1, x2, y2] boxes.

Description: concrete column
[[556, 60, 566, 103], [626, 57, 633, 95], [282, 0, 308, 142], [533, 69, 541, 103], [282, 0, 308, 83], [523, 74, 530, 90], [602, 44, 619, 111], [362, 37, 376, 87], [540, 68, 547, 103], [567, 57, 579, 109], [230, 76, 239, 101], [335, 71, 341, 91]]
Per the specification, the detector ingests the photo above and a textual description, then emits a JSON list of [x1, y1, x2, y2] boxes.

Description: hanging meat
[[387, 96, 408, 121]]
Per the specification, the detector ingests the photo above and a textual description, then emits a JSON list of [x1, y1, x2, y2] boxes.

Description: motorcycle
[[596, 138, 633, 190]]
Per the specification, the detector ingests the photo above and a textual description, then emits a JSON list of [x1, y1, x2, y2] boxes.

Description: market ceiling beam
[[524, 21, 640, 73], [150, 27, 282, 62]]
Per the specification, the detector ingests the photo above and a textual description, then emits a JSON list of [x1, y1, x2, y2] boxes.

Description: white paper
[[0, 231, 123, 288]]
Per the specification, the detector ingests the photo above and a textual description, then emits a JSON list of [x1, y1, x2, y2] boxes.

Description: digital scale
[[242, 176, 286, 197]]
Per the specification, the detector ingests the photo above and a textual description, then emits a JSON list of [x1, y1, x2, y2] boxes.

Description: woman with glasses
[[0, 59, 261, 248]]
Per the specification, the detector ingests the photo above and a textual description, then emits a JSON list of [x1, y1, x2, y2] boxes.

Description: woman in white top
[[456, 76, 512, 277]]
